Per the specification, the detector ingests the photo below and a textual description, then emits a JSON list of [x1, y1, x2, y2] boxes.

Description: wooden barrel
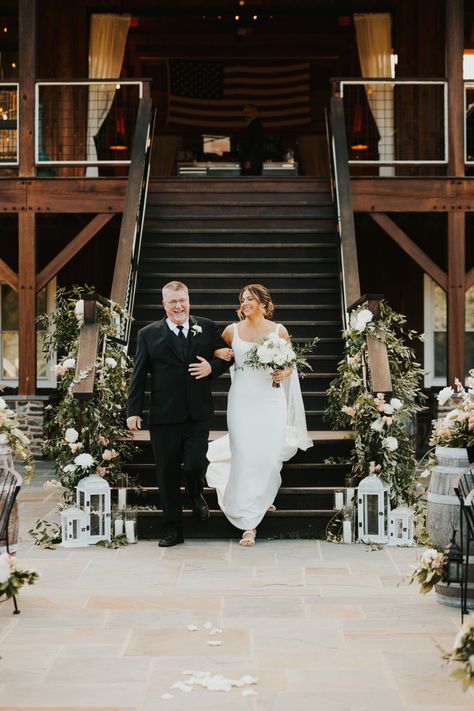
[[426, 446, 467, 549], [435, 562, 474, 609]]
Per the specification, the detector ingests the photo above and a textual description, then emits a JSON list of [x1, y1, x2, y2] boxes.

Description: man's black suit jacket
[[127, 316, 229, 424]]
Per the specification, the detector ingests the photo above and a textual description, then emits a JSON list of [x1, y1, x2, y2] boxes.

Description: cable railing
[[334, 79, 448, 170], [0, 83, 18, 166], [35, 79, 146, 167]]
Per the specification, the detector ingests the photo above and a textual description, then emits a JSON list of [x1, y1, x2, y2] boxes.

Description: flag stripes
[[167, 59, 311, 130]]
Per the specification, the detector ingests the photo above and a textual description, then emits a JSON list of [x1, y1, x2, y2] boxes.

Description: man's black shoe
[[158, 533, 184, 547], [191, 493, 210, 521]]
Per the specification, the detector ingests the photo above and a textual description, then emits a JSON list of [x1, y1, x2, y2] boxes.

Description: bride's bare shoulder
[[222, 323, 237, 344]]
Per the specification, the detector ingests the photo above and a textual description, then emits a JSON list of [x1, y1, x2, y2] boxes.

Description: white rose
[[382, 404, 394, 415], [74, 300, 84, 322], [352, 308, 373, 333], [63, 464, 77, 473], [444, 408, 462, 423], [62, 358, 76, 369], [382, 436, 398, 451], [0, 554, 12, 584], [370, 419, 384, 432], [74, 453, 95, 468], [256, 346, 273, 364], [273, 352, 286, 366], [64, 427, 79, 443], [438, 386, 454, 406], [0, 398, 6, 410], [105, 357, 117, 368], [390, 398, 403, 410]]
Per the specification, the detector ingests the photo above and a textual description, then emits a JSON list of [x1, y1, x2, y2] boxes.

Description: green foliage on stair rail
[[325, 300, 426, 506]]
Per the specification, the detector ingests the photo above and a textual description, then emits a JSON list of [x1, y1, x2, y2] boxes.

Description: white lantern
[[76, 474, 111, 543], [357, 474, 391, 544], [60, 507, 89, 547], [388, 505, 415, 546]]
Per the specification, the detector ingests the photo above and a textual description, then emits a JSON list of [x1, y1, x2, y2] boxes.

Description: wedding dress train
[[206, 323, 312, 531]]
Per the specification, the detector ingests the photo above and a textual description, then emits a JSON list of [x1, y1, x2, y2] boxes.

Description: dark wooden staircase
[[123, 177, 352, 539]]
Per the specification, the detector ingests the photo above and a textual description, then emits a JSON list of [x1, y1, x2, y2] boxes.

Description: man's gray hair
[[162, 281, 189, 300]]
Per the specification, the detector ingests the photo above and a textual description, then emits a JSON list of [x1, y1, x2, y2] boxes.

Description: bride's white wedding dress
[[206, 323, 312, 531]]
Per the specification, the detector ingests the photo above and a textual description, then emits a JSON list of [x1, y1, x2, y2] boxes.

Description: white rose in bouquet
[[244, 333, 317, 388]]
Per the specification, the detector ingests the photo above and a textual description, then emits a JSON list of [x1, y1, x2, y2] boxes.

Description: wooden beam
[[446, 0, 464, 176], [351, 178, 474, 212], [447, 211, 465, 385], [466, 266, 474, 291], [18, 212, 36, 396], [26, 178, 127, 212], [73, 300, 99, 400], [369, 213, 448, 290], [36, 213, 114, 292], [0, 259, 19, 291], [18, 0, 36, 178], [367, 333, 392, 393]]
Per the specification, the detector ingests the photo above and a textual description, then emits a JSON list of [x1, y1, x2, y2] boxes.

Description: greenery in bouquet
[[441, 619, 474, 691], [0, 394, 34, 481], [325, 300, 426, 505], [39, 286, 136, 502], [429, 375, 474, 449], [408, 547, 447, 594], [243, 333, 318, 388], [0, 552, 38, 600]]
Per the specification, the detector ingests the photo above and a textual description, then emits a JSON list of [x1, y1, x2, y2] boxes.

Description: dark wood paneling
[[18, 211, 36, 395]]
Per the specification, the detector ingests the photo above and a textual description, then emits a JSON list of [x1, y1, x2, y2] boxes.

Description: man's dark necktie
[[176, 325, 186, 358]]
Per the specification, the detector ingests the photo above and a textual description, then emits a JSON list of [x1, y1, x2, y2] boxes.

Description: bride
[[206, 284, 312, 546]]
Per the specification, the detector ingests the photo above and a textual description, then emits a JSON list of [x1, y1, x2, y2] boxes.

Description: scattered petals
[[209, 627, 223, 635], [242, 689, 258, 697], [203, 621, 213, 630], [170, 681, 192, 692], [186, 624, 198, 631], [161, 693, 174, 700], [206, 640, 222, 646]]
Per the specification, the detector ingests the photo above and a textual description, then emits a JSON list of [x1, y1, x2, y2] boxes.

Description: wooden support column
[[17, 0, 37, 395], [18, 212, 36, 395], [446, 0, 465, 384]]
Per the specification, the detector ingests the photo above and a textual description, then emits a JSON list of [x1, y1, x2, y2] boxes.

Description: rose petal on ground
[[161, 693, 174, 700], [206, 640, 222, 646], [186, 624, 198, 631], [242, 689, 258, 697], [203, 621, 213, 630]]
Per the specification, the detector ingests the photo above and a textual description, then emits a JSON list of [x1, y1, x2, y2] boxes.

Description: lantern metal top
[[358, 474, 390, 493], [76, 474, 111, 492]]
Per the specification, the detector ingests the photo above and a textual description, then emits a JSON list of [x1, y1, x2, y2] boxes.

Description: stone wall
[[4, 397, 49, 457]]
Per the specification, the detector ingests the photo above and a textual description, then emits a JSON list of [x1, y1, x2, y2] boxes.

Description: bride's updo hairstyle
[[237, 283, 275, 320]]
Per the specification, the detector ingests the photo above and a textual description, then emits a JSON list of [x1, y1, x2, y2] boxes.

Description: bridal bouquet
[[244, 333, 317, 388]]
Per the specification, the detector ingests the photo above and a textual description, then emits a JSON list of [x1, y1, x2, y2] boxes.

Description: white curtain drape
[[354, 13, 394, 176], [86, 13, 130, 176]]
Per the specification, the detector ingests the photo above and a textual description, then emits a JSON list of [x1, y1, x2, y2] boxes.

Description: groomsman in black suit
[[240, 104, 264, 176], [126, 280, 230, 547]]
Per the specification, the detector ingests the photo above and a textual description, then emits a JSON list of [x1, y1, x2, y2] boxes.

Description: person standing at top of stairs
[[240, 105, 264, 176]]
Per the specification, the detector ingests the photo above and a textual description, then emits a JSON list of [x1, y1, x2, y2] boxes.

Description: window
[[0, 280, 56, 387], [424, 275, 474, 386]]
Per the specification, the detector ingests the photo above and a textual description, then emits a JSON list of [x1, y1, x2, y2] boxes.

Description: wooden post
[[18, 212, 36, 395], [18, 0, 36, 177], [17, 0, 37, 395], [446, 0, 465, 384]]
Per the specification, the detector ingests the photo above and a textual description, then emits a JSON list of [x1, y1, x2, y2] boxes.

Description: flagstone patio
[[0, 463, 473, 711]]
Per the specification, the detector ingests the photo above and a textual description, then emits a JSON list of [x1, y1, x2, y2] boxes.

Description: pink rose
[[96, 466, 108, 477], [102, 448, 118, 461], [98, 435, 109, 446]]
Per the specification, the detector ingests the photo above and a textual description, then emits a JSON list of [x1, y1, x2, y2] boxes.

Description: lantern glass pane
[[90, 511, 100, 536], [79, 491, 85, 508], [396, 519, 403, 539], [72, 519, 78, 539], [90, 493, 104, 535], [366, 494, 379, 534]]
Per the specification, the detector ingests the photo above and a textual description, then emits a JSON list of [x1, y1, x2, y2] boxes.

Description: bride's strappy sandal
[[239, 529, 256, 547]]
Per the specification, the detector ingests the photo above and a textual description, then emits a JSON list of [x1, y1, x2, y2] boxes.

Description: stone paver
[[0, 464, 473, 711]]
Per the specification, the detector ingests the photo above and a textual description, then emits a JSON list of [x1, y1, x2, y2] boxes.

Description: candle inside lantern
[[125, 519, 136, 543], [343, 520, 352, 544], [114, 518, 124, 537], [335, 492, 344, 509], [117, 487, 127, 510]]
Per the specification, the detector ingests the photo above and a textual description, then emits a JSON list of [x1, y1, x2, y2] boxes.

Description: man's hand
[[127, 416, 142, 431], [188, 356, 212, 380]]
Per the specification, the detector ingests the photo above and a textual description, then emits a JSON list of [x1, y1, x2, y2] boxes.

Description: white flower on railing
[[350, 308, 373, 333], [63, 464, 77, 473], [383, 436, 398, 451], [390, 397, 403, 410], [62, 358, 76, 369], [74, 300, 84, 324], [105, 357, 117, 368], [73, 453, 95, 469], [382, 403, 394, 415], [64, 427, 79, 444], [370, 418, 384, 432]]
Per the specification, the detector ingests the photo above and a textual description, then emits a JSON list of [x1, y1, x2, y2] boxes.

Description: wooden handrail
[[72, 298, 99, 400], [110, 97, 155, 310], [329, 96, 361, 313]]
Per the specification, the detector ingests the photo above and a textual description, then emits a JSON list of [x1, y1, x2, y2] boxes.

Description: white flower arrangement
[[442, 619, 474, 690], [191, 324, 203, 336], [243, 333, 316, 388], [73, 453, 95, 469], [430, 374, 474, 448], [408, 548, 447, 593], [105, 357, 117, 368], [64, 427, 79, 444], [0, 553, 38, 600], [350, 307, 374, 333]]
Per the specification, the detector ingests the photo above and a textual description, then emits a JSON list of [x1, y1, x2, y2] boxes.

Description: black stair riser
[[133, 306, 340, 324], [141, 232, 337, 245], [140, 246, 338, 260], [135, 274, 341, 291], [135, 289, 341, 306], [144, 205, 336, 218]]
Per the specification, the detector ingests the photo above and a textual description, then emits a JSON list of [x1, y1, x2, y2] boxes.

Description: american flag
[[167, 59, 311, 130]]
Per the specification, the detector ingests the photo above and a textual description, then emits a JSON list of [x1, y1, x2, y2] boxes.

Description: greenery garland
[[325, 300, 426, 506], [38, 286, 135, 503]]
